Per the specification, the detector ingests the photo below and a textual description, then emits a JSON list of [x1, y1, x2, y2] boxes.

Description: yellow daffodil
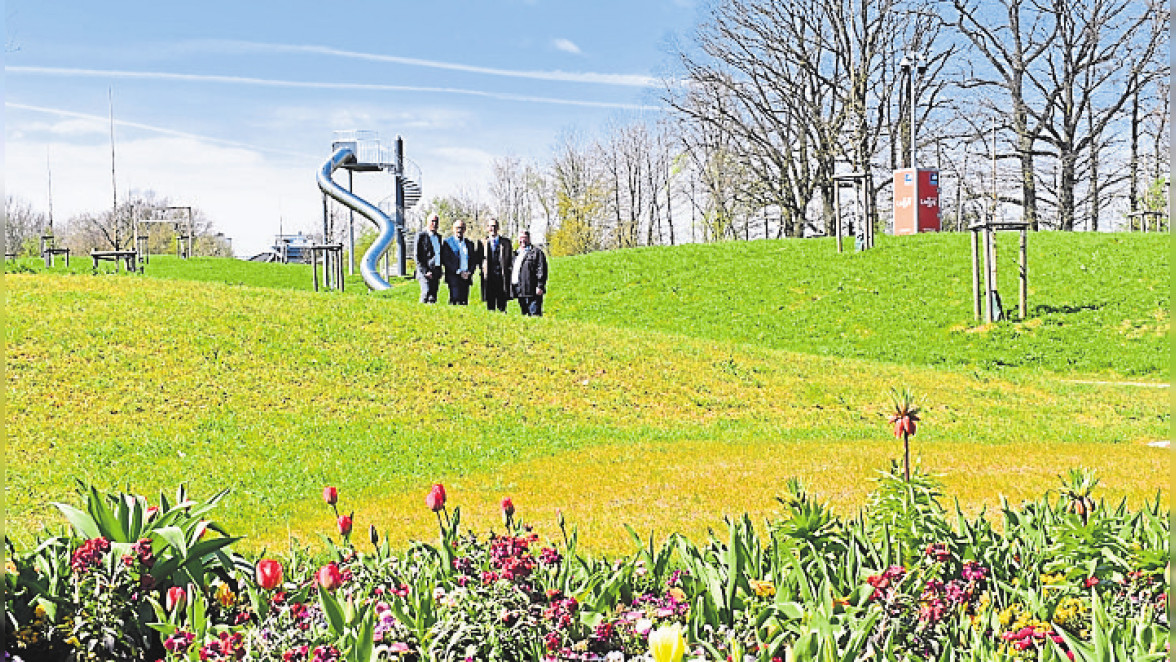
[[749, 579, 776, 598], [648, 623, 687, 662], [215, 581, 236, 608]]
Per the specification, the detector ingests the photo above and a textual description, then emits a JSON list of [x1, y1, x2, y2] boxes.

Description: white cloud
[[552, 38, 582, 55]]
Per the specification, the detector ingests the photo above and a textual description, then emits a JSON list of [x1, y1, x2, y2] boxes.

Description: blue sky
[[5, 0, 699, 255]]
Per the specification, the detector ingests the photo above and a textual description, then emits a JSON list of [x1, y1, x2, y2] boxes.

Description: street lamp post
[[900, 53, 927, 170]]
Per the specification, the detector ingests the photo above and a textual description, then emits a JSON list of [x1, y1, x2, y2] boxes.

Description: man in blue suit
[[441, 220, 478, 305]]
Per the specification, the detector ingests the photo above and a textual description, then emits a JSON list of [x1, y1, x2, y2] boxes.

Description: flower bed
[[5, 468, 1168, 661]]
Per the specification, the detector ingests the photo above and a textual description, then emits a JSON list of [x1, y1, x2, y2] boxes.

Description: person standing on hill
[[441, 219, 478, 305], [511, 230, 547, 317], [414, 214, 444, 303], [479, 218, 513, 312]]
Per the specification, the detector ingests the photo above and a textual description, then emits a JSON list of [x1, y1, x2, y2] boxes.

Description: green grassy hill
[[548, 233, 1169, 378], [6, 233, 1168, 552], [17, 232, 1163, 377]]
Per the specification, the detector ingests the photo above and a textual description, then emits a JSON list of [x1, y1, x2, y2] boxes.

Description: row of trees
[[5, 192, 232, 259], [428, 0, 1167, 256]]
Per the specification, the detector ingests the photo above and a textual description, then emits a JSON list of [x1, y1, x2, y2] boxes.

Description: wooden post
[[970, 227, 981, 322], [1019, 227, 1027, 319], [312, 248, 320, 292], [835, 184, 843, 253], [983, 225, 995, 324]]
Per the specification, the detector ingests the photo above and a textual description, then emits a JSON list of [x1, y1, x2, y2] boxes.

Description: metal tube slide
[[316, 146, 396, 290]]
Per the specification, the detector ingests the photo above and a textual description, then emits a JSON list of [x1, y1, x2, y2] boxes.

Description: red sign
[[893, 168, 941, 235]]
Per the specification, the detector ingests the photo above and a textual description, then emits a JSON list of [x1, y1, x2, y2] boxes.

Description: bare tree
[[548, 131, 607, 255], [5, 196, 46, 257], [599, 120, 652, 249], [489, 156, 532, 239], [1024, 0, 1167, 231], [949, 0, 1060, 231]]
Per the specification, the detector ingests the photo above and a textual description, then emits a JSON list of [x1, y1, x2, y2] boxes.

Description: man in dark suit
[[441, 219, 478, 305], [414, 214, 443, 303], [479, 218, 513, 312], [511, 230, 547, 317]]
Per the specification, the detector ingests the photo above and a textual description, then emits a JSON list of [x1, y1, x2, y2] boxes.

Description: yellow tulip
[[648, 623, 687, 662]]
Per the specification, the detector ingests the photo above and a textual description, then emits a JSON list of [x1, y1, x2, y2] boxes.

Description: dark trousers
[[446, 276, 470, 305], [417, 272, 440, 303], [484, 276, 509, 312], [517, 295, 543, 317]]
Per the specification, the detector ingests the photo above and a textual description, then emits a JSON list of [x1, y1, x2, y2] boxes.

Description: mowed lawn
[[6, 233, 1169, 553]]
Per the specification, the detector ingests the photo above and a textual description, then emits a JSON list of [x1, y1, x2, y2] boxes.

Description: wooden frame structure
[[309, 243, 345, 292], [90, 250, 139, 273], [1126, 210, 1165, 233], [833, 172, 873, 252], [135, 206, 194, 268], [40, 235, 71, 267], [968, 220, 1027, 323]]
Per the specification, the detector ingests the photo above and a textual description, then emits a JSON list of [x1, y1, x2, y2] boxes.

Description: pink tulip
[[316, 563, 343, 592], [165, 585, 187, 612], [323, 486, 338, 506], [426, 484, 447, 512], [255, 559, 283, 591]]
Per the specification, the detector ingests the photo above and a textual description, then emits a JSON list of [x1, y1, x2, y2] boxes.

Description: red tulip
[[501, 497, 515, 518], [323, 486, 338, 506], [426, 484, 447, 512], [165, 585, 187, 612], [145, 506, 160, 521], [255, 559, 283, 591], [337, 515, 353, 537], [316, 563, 343, 592]]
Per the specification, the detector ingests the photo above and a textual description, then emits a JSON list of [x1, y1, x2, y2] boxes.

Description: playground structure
[[316, 130, 421, 291]]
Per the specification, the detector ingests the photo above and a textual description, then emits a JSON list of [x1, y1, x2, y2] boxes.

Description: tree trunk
[[1087, 103, 1100, 232], [1058, 150, 1077, 231]]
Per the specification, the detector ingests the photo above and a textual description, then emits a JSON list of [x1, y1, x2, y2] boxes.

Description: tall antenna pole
[[109, 87, 119, 247], [47, 146, 54, 235]]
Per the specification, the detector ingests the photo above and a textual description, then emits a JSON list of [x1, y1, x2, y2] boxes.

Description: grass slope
[[14, 233, 1165, 378], [546, 233, 1169, 378], [7, 269, 1168, 553]]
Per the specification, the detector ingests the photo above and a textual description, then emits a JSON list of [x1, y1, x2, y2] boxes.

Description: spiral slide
[[316, 145, 397, 291]]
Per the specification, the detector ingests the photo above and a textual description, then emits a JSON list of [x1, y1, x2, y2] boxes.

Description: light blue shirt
[[447, 236, 468, 272], [429, 233, 441, 268]]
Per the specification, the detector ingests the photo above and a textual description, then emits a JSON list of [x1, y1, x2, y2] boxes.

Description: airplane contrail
[[7, 66, 664, 111], [197, 39, 661, 88], [5, 102, 318, 160]]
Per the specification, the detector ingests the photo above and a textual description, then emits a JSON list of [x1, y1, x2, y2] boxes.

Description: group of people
[[414, 214, 549, 316]]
